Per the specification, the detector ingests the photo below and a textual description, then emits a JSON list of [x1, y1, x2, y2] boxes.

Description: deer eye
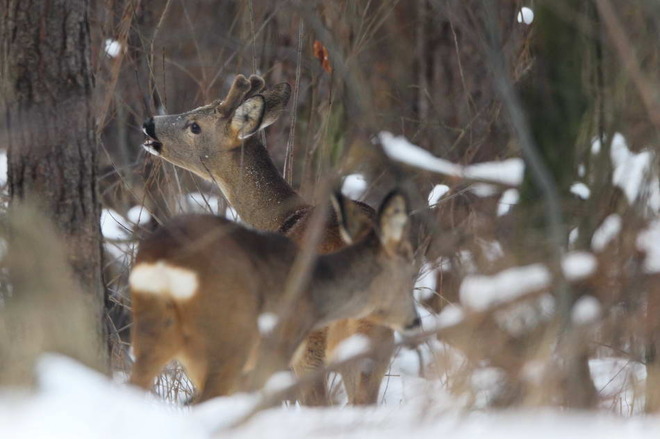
[[190, 122, 201, 134]]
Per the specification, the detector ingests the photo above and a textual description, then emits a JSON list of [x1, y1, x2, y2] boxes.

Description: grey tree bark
[[1, 0, 104, 359]]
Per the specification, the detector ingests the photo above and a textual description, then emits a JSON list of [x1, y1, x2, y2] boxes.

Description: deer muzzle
[[142, 117, 163, 155]]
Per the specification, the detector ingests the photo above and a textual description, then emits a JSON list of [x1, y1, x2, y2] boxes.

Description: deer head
[[142, 74, 291, 180], [319, 190, 420, 332]]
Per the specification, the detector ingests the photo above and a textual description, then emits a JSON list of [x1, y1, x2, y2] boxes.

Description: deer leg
[[327, 320, 394, 405], [196, 356, 245, 403], [246, 313, 315, 401], [291, 329, 330, 406], [350, 323, 394, 405], [195, 330, 256, 402], [344, 343, 394, 405], [130, 348, 177, 390], [129, 295, 182, 390]]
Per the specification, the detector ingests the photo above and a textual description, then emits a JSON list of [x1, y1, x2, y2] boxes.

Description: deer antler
[[217, 75, 250, 115], [217, 74, 266, 115], [246, 75, 266, 99]]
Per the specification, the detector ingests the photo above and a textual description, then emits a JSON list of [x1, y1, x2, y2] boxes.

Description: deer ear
[[259, 83, 291, 129], [331, 191, 372, 245], [377, 190, 410, 255], [231, 95, 266, 140]]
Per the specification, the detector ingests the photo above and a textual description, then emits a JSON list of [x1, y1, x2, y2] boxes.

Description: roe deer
[[128, 191, 420, 402], [141, 74, 396, 405]]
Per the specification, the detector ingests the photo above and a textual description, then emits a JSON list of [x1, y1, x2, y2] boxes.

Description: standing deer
[[141, 74, 398, 405], [129, 191, 420, 402]]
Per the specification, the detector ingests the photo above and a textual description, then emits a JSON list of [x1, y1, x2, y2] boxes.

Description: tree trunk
[[517, 0, 596, 408], [1, 0, 104, 359]]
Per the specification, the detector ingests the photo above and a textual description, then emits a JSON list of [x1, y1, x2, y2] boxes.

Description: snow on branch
[[460, 252, 597, 312], [378, 131, 525, 186]]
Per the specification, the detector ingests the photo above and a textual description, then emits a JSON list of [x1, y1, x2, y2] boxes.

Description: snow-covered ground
[[0, 354, 656, 439]]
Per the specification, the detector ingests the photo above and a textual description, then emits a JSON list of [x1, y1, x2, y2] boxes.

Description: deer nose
[[405, 316, 422, 331], [143, 117, 158, 139]]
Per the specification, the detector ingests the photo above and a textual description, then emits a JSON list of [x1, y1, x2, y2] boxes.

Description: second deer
[[128, 191, 420, 402]]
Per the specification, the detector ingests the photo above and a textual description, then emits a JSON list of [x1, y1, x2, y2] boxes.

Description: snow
[[193, 393, 259, 432], [592, 137, 602, 154], [182, 192, 241, 221], [497, 188, 519, 216], [463, 158, 525, 186], [637, 219, 660, 273], [331, 334, 371, 362], [414, 262, 439, 301], [470, 183, 499, 197], [104, 39, 122, 58], [185, 192, 220, 214], [258, 312, 278, 335], [0, 149, 7, 186], [494, 293, 555, 336], [0, 355, 208, 439], [100, 209, 136, 267], [263, 371, 296, 393], [570, 182, 591, 200], [460, 264, 550, 311], [433, 304, 465, 329], [471, 367, 507, 406], [127, 205, 152, 226], [517, 7, 534, 24], [225, 205, 240, 222], [592, 214, 622, 252], [572, 295, 602, 325], [379, 132, 462, 177], [231, 408, 660, 439], [100, 208, 131, 240], [460, 252, 597, 311], [589, 357, 645, 414], [609, 133, 660, 212], [342, 174, 368, 199], [428, 184, 449, 206], [379, 132, 525, 187], [482, 240, 504, 262], [2, 354, 660, 438], [561, 251, 597, 281]]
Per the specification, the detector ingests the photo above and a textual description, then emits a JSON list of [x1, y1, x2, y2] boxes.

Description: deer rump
[[129, 215, 297, 399]]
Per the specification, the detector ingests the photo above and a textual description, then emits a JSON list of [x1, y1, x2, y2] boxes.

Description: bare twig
[[283, 20, 304, 184], [97, 0, 140, 132], [595, 0, 660, 129]]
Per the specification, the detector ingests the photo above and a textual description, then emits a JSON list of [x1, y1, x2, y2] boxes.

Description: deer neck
[[309, 234, 382, 326], [208, 137, 309, 232]]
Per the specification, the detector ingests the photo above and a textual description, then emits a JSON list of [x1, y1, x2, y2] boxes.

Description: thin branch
[[595, 0, 660, 129], [283, 20, 304, 184]]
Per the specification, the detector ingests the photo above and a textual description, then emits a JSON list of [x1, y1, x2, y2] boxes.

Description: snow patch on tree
[[592, 214, 622, 252], [427, 184, 449, 206], [517, 7, 534, 25], [637, 219, 660, 273]]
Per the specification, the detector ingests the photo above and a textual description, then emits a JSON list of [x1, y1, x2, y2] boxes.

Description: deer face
[[334, 191, 422, 334], [368, 192, 420, 333], [142, 75, 291, 179]]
